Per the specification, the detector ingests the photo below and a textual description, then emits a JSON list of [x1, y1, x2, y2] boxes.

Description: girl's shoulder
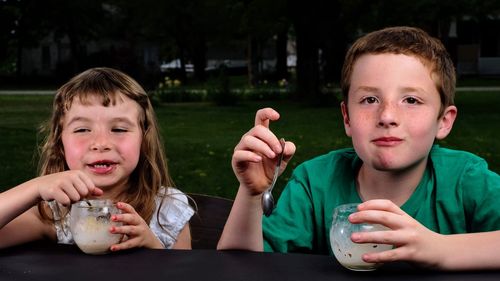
[[156, 186, 190, 204], [151, 187, 194, 249]]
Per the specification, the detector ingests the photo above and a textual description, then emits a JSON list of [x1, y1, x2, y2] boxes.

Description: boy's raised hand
[[35, 170, 103, 206], [232, 108, 296, 196], [348, 199, 447, 269]]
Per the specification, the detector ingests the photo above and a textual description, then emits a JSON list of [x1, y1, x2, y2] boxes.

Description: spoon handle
[[268, 138, 286, 193]]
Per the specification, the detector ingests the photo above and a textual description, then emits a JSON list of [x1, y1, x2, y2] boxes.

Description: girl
[[0, 67, 194, 251]]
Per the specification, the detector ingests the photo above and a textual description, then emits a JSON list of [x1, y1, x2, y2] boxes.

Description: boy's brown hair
[[340, 26, 456, 117]]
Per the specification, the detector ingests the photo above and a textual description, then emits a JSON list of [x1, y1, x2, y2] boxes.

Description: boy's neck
[[356, 159, 428, 206]]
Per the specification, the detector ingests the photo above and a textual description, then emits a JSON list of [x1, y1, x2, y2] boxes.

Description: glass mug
[[330, 203, 392, 271], [70, 199, 122, 255]]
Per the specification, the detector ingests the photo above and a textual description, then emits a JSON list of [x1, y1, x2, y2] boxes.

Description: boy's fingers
[[232, 150, 263, 165], [254, 108, 280, 127], [282, 141, 296, 163]]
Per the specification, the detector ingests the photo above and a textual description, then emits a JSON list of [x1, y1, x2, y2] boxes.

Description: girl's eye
[[361, 96, 378, 104], [74, 128, 90, 133], [112, 128, 128, 133]]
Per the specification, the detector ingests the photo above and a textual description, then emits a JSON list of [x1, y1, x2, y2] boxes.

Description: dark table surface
[[1, 242, 499, 281]]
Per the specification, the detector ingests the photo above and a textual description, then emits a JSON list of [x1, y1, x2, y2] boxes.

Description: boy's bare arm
[[434, 231, 500, 270], [217, 187, 264, 251], [217, 108, 295, 251]]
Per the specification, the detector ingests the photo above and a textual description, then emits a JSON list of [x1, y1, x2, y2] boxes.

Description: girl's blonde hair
[[38, 67, 174, 223]]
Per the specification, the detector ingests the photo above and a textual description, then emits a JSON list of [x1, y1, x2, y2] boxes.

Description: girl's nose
[[90, 132, 111, 151], [377, 102, 399, 128]]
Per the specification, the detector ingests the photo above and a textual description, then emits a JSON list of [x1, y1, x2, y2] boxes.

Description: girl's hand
[[110, 202, 164, 251], [232, 108, 296, 196], [36, 170, 103, 206], [348, 199, 446, 269]]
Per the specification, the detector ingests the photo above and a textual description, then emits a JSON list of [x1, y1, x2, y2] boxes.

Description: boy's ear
[[436, 105, 457, 140], [341, 101, 352, 137]]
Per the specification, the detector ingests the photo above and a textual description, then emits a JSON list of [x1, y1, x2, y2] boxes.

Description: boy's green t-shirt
[[262, 145, 500, 254]]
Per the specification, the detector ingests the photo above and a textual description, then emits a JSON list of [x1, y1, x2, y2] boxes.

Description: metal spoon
[[84, 199, 92, 207], [261, 138, 286, 217]]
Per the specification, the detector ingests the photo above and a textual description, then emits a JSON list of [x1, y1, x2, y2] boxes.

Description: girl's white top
[[48, 187, 194, 249]]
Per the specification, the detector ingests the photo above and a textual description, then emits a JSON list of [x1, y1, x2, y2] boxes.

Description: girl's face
[[61, 93, 143, 195], [341, 53, 456, 172]]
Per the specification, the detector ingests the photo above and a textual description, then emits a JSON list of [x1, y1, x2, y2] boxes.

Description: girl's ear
[[436, 105, 457, 140], [341, 101, 352, 137]]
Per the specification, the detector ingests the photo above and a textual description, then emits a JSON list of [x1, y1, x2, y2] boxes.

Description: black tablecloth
[[1, 242, 499, 281]]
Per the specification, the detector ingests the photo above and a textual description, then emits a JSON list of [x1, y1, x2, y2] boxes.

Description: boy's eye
[[404, 97, 421, 104], [361, 96, 378, 104]]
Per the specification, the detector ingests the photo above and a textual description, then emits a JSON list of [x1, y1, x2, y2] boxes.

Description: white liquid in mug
[[71, 215, 121, 255]]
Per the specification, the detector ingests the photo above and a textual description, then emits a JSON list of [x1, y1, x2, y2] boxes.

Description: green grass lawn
[[0, 92, 499, 199]]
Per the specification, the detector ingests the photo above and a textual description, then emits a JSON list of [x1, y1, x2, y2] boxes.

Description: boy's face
[[61, 93, 143, 194], [341, 53, 456, 172]]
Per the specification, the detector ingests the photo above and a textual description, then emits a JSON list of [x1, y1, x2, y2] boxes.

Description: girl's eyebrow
[[65, 116, 136, 127], [65, 116, 90, 127]]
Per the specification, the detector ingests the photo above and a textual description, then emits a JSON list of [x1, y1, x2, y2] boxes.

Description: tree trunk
[[192, 37, 207, 82], [247, 35, 259, 86], [275, 26, 289, 80], [294, 19, 319, 101]]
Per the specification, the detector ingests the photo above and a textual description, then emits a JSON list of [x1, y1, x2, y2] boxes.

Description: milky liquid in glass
[[70, 200, 122, 255], [330, 203, 393, 271]]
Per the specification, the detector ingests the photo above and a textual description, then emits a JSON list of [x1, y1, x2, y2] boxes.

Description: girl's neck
[[93, 181, 129, 202], [356, 158, 428, 206]]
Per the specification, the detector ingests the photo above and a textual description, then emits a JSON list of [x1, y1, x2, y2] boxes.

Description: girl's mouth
[[88, 161, 116, 174]]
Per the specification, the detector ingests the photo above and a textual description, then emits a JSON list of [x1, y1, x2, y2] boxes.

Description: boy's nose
[[377, 102, 399, 128]]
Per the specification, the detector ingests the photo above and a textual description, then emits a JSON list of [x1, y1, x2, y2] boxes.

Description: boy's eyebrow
[[400, 86, 427, 94], [352, 86, 380, 94], [353, 86, 428, 94]]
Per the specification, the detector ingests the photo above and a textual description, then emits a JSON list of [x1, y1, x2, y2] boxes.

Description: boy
[[217, 26, 500, 270]]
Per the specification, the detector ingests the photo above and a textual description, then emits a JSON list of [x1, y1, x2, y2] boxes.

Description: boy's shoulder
[[297, 147, 359, 172], [429, 145, 494, 177], [430, 145, 486, 165]]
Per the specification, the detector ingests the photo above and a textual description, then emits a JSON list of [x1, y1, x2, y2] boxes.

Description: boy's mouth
[[372, 137, 403, 146]]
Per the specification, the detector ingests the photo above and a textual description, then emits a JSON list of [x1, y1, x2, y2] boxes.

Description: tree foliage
[[1, 0, 498, 100]]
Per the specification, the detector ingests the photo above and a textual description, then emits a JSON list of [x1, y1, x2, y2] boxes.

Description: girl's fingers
[[111, 224, 139, 236], [111, 238, 136, 252], [52, 193, 71, 206], [60, 182, 82, 202], [112, 213, 141, 226], [77, 172, 102, 196], [115, 202, 136, 213]]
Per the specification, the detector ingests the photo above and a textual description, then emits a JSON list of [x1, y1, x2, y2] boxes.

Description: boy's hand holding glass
[[330, 203, 393, 271]]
